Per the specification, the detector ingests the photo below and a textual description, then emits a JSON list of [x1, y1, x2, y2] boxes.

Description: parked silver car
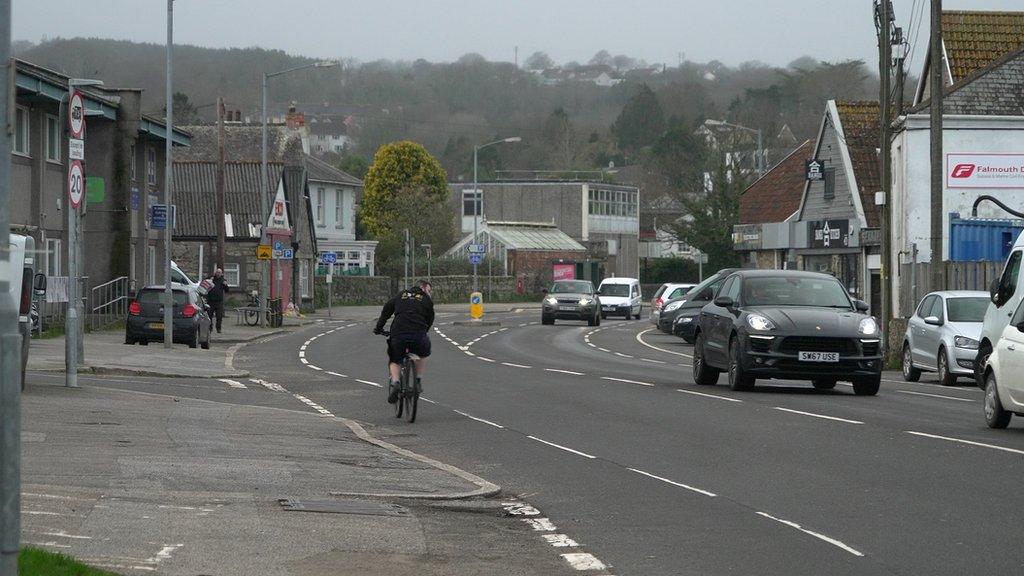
[[902, 290, 989, 385]]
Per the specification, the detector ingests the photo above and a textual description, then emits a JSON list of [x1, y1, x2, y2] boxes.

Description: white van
[[4, 234, 45, 387], [977, 235, 1024, 386], [597, 277, 642, 320]]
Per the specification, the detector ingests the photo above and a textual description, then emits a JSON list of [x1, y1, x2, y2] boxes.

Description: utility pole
[[877, 0, 894, 341], [162, 0, 174, 349], [929, 0, 945, 292], [216, 97, 226, 273], [0, 1, 24, 571]]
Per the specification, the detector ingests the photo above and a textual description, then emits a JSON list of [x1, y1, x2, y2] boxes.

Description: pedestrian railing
[[89, 276, 129, 331]]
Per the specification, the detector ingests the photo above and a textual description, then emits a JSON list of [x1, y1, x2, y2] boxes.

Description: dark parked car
[[542, 280, 601, 326], [692, 270, 882, 395], [656, 268, 739, 340], [126, 286, 212, 349]]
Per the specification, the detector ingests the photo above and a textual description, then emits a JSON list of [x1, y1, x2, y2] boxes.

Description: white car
[[649, 282, 696, 325], [977, 234, 1024, 386], [902, 291, 988, 386], [982, 298, 1024, 428], [597, 277, 643, 320]]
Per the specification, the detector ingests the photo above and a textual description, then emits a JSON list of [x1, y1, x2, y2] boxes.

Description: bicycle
[[244, 291, 261, 326], [379, 330, 421, 423]]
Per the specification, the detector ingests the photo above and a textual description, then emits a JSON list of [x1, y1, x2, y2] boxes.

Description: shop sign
[[808, 219, 849, 249]]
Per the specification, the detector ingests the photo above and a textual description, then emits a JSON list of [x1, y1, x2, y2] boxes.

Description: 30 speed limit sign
[[68, 160, 85, 209]]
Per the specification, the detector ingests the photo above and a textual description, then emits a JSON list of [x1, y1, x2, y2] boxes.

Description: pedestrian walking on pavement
[[207, 268, 229, 333]]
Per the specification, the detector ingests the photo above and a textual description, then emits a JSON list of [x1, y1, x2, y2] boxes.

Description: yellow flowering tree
[[361, 141, 449, 238]]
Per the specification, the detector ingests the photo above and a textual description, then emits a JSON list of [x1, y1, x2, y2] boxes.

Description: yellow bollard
[[470, 291, 484, 320]]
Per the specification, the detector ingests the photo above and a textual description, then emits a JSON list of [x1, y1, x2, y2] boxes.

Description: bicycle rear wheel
[[244, 308, 259, 326], [405, 389, 418, 423]]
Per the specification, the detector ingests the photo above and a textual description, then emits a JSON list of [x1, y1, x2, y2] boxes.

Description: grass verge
[[19, 547, 120, 576]]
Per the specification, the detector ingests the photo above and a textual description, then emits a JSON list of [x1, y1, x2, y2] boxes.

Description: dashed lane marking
[[526, 436, 596, 459], [294, 394, 334, 416], [453, 410, 505, 429], [756, 512, 864, 557], [543, 534, 579, 547], [478, 357, 495, 362], [896, 389, 974, 402], [561, 552, 607, 571], [524, 518, 558, 531], [627, 467, 717, 497], [420, 397, 438, 404], [641, 358, 667, 364], [773, 407, 863, 425], [905, 431, 1024, 456], [676, 388, 742, 403], [218, 378, 246, 389], [326, 371, 347, 378], [635, 327, 693, 359], [601, 376, 654, 387], [502, 362, 532, 369], [545, 368, 584, 376], [356, 379, 383, 388]]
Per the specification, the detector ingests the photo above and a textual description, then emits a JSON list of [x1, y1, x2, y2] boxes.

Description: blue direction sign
[[151, 204, 174, 230], [468, 243, 487, 254], [469, 253, 484, 265], [470, 293, 482, 305], [320, 251, 338, 264], [282, 248, 295, 260], [273, 240, 285, 251]]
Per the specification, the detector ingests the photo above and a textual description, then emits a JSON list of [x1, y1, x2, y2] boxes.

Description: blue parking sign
[[469, 253, 484, 265]]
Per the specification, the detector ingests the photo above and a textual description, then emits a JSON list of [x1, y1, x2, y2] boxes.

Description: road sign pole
[[64, 91, 82, 388], [162, 0, 174, 349]]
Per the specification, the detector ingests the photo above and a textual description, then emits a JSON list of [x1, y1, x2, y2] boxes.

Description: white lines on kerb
[[526, 436, 596, 459], [627, 467, 717, 497], [545, 368, 584, 376], [756, 512, 864, 557], [905, 431, 1024, 456], [773, 407, 863, 424], [896, 389, 973, 402], [676, 388, 742, 403], [601, 376, 654, 387], [218, 378, 246, 389], [453, 410, 505, 429]]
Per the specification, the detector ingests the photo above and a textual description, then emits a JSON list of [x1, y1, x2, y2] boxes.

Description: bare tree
[[525, 51, 554, 71]]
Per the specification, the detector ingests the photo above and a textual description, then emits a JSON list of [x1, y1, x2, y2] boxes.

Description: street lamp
[[259, 60, 339, 326], [472, 137, 521, 291], [704, 119, 764, 176]]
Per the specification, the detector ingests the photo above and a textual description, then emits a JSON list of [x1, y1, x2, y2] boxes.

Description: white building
[[890, 45, 1024, 316], [304, 155, 377, 274]]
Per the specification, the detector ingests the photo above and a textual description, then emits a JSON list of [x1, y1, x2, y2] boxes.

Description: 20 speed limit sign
[[68, 160, 85, 208]]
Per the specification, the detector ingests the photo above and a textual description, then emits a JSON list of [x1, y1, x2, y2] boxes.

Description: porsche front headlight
[[746, 314, 776, 331], [858, 317, 879, 335]]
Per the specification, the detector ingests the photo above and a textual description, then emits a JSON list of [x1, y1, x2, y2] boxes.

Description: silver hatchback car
[[902, 290, 989, 385]]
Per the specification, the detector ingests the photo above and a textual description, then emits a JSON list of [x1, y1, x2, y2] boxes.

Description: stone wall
[[312, 274, 522, 307], [314, 276, 393, 307], [886, 316, 908, 369]]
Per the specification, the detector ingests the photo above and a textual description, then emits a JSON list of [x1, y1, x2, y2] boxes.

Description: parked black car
[[126, 286, 213, 349], [542, 280, 602, 326], [656, 268, 739, 340], [692, 270, 882, 395]]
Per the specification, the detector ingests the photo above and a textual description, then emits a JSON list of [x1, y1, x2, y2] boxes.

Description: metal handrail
[[89, 276, 129, 330]]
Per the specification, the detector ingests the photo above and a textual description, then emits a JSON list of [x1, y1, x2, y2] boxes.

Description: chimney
[[285, 103, 305, 130]]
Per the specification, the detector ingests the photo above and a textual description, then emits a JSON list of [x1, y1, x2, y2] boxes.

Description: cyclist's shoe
[[387, 380, 400, 404], [414, 377, 423, 394]]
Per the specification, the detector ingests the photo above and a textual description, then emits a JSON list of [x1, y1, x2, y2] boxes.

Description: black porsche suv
[[691, 270, 882, 395]]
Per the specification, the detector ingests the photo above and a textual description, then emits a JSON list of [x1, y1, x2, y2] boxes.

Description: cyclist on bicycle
[[373, 280, 434, 403]]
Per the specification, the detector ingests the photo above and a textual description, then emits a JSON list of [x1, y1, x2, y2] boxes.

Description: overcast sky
[[12, 1, 1023, 69]]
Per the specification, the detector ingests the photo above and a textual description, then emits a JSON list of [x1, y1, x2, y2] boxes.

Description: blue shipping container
[[949, 215, 1024, 262]]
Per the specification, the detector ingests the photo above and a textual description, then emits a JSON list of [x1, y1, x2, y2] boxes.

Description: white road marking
[[356, 379, 383, 388], [145, 544, 184, 564], [773, 407, 863, 424], [896, 390, 974, 402], [252, 379, 287, 393], [635, 328, 693, 358], [524, 517, 558, 531], [905, 431, 1024, 456], [21, 493, 92, 501], [454, 410, 505, 429], [561, 552, 607, 571], [33, 530, 92, 540], [627, 468, 716, 497], [545, 368, 585, 376], [601, 376, 654, 387], [756, 512, 864, 557], [465, 351, 476, 357], [299, 358, 309, 365], [478, 357, 495, 362], [597, 347, 611, 352], [299, 345, 307, 351], [676, 388, 742, 403], [502, 362, 532, 369], [615, 352, 634, 358], [298, 350, 305, 358], [641, 358, 667, 364], [527, 436, 596, 459], [543, 534, 579, 547], [420, 397, 438, 404], [24, 541, 73, 549], [882, 377, 981, 392], [218, 379, 247, 389], [326, 371, 347, 378], [308, 365, 323, 371], [294, 394, 333, 416], [502, 502, 541, 516]]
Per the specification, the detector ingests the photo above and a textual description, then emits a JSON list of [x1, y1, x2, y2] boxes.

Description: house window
[[130, 144, 137, 182], [13, 106, 29, 156], [223, 262, 240, 287], [45, 239, 61, 277], [335, 189, 344, 228], [316, 187, 325, 225], [823, 168, 836, 201], [463, 189, 482, 217], [45, 115, 61, 162], [147, 147, 157, 185]]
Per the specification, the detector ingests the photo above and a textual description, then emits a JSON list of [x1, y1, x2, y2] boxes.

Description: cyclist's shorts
[[387, 332, 431, 364]]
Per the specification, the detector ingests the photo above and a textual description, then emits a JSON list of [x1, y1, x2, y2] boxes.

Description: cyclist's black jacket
[[376, 287, 435, 335]]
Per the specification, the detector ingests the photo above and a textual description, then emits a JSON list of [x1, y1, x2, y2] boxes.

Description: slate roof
[[739, 140, 813, 225], [172, 162, 284, 240], [933, 45, 1024, 116], [174, 125, 304, 164], [834, 101, 881, 229], [304, 154, 363, 187], [942, 11, 1024, 84]]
